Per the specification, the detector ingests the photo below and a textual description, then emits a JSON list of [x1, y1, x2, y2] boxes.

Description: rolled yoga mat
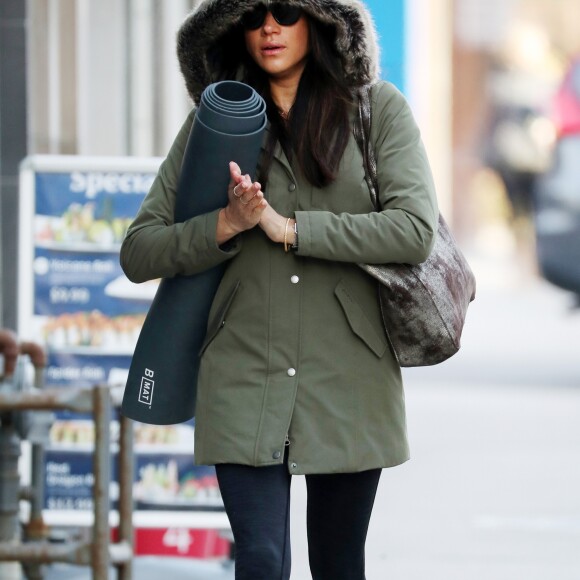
[[121, 81, 267, 425]]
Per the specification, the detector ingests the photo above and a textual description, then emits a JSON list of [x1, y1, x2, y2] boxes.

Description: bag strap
[[353, 85, 380, 211]]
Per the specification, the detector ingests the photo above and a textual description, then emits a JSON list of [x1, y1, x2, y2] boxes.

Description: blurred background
[[0, 0, 579, 579]]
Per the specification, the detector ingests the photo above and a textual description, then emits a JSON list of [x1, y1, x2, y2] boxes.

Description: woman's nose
[[261, 11, 279, 34]]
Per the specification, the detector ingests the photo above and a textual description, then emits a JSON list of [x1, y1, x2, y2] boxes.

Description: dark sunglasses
[[241, 3, 303, 30]]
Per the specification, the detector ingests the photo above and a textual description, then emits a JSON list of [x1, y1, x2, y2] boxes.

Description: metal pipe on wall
[[76, 0, 127, 155], [128, 0, 156, 156], [0, 0, 28, 331]]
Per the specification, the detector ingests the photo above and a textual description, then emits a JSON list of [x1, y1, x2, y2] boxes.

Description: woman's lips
[[261, 45, 285, 56]]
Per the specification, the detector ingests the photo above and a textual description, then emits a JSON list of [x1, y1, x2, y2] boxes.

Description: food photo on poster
[[45, 449, 222, 512]]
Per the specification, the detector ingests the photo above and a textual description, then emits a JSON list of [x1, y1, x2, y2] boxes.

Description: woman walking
[[121, 1, 439, 578]]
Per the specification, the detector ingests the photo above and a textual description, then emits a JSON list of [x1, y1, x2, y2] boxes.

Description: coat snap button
[[287, 368, 296, 377], [290, 275, 299, 284], [288, 183, 296, 192], [273, 451, 281, 459], [291, 462, 297, 469]]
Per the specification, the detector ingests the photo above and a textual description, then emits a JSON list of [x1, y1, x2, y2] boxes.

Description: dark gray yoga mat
[[121, 81, 267, 425]]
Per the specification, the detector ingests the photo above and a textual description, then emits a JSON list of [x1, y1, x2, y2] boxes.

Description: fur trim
[[177, 0, 381, 103]]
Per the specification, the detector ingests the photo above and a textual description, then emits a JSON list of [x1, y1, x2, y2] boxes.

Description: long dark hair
[[209, 15, 354, 188]]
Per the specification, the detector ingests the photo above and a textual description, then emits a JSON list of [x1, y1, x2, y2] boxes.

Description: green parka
[[120, 0, 439, 474]]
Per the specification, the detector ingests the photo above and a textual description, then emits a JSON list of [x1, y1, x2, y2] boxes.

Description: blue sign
[[20, 158, 221, 517], [366, 0, 406, 91]]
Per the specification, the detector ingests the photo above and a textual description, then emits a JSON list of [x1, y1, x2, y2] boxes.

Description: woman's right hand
[[216, 161, 267, 244]]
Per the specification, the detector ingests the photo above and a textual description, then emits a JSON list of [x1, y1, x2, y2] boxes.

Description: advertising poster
[[18, 156, 227, 553]]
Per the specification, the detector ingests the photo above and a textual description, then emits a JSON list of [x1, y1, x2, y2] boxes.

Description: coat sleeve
[[120, 109, 242, 283], [294, 81, 439, 265]]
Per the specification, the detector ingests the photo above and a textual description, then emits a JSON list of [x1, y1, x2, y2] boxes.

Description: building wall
[[27, 0, 193, 158]]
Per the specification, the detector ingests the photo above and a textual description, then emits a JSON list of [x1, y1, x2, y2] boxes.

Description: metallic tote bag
[[354, 86, 476, 367]]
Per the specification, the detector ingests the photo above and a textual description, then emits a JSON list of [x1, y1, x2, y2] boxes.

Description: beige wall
[[516, 0, 580, 58], [406, 0, 454, 221]]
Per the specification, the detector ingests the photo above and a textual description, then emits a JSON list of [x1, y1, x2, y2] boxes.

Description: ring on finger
[[233, 185, 244, 198], [240, 192, 257, 205]]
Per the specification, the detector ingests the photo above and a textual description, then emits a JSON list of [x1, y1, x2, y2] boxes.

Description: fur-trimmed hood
[[177, 0, 381, 103]]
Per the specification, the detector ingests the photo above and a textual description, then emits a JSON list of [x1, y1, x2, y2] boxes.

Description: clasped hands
[[216, 161, 295, 247]]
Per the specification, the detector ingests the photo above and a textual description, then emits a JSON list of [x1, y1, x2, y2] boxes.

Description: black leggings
[[215, 459, 382, 580]]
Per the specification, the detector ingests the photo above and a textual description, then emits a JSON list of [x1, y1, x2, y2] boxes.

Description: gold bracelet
[[284, 217, 291, 252]]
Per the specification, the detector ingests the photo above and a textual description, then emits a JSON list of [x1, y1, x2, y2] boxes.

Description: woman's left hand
[[259, 205, 295, 246]]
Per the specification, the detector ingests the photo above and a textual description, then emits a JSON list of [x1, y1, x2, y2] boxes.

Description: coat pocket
[[199, 280, 241, 356], [334, 280, 387, 358]]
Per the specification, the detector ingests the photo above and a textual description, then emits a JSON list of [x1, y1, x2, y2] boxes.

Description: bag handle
[[353, 85, 380, 211]]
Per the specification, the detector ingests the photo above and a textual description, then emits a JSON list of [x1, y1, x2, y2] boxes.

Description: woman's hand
[[259, 204, 296, 247], [216, 162, 267, 244]]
